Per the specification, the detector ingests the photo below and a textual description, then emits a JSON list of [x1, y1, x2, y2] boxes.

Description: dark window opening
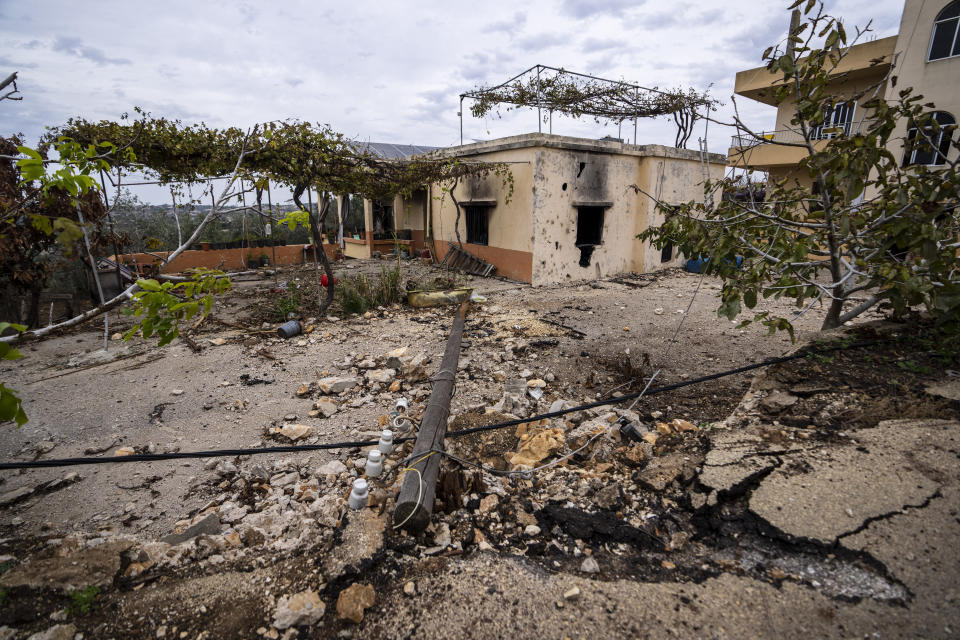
[[466, 206, 490, 245], [372, 200, 394, 239], [903, 111, 956, 166], [661, 242, 674, 263], [929, 1, 960, 61], [575, 206, 605, 267]]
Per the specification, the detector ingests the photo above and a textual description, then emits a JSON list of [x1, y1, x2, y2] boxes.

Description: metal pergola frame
[[458, 64, 678, 146]]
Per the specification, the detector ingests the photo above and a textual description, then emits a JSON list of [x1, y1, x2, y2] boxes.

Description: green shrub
[[374, 262, 403, 306], [67, 585, 100, 616], [273, 281, 301, 321]]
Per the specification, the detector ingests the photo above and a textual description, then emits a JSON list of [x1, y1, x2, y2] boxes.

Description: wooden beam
[[394, 301, 469, 532]]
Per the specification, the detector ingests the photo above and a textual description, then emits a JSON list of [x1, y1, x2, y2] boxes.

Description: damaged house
[[382, 133, 725, 285]]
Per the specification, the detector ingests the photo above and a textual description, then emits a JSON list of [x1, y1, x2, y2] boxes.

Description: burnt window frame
[[575, 206, 605, 247], [465, 205, 491, 246], [928, 1, 960, 61]]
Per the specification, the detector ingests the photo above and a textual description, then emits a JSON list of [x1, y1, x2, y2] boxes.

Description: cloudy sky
[[2, 0, 904, 202]]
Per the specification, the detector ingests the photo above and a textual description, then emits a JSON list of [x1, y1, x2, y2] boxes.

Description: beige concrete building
[[728, 0, 959, 187], [339, 134, 724, 285], [426, 134, 725, 285]]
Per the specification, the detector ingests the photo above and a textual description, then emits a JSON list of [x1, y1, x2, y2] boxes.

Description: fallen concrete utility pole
[[394, 301, 469, 532]]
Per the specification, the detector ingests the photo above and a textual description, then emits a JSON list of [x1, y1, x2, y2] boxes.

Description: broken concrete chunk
[[313, 399, 339, 417], [925, 379, 960, 401], [317, 376, 359, 394], [270, 471, 299, 487], [160, 512, 221, 546], [759, 390, 799, 413], [0, 486, 33, 507], [274, 589, 325, 629], [636, 453, 687, 491], [0, 540, 133, 592], [336, 583, 376, 623], [26, 624, 77, 640]]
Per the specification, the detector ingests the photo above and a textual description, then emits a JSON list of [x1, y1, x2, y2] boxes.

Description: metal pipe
[[536, 65, 542, 133], [459, 95, 464, 145]]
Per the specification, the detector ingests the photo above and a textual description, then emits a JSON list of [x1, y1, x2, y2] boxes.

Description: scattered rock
[[336, 583, 376, 623], [505, 427, 564, 469], [403, 581, 416, 597], [563, 586, 581, 600], [26, 624, 76, 640], [478, 494, 499, 513], [171, 389, 184, 396], [365, 369, 396, 385], [274, 589, 325, 629], [317, 376, 358, 394], [276, 424, 313, 442], [385, 347, 410, 369], [580, 557, 600, 574], [524, 525, 541, 536], [318, 460, 347, 476], [114, 447, 135, 457]]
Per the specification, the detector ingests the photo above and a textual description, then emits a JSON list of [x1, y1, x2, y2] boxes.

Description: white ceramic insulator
[[348, 478, 369, 510], [378, 429, 395, 455], [364, 449, 383, 478]]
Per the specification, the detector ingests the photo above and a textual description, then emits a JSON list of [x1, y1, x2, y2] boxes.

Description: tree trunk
[[26, 287, 41, 329], [821, 297, 844, 330], [292, 185, 336, 316]]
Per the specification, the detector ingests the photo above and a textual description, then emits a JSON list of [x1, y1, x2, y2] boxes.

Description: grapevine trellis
[[459, 64, 718, 148]]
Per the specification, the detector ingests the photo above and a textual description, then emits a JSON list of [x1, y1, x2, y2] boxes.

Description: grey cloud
[[481, 12, 527, 36], [0, 56, 37, 69], [52, 36, 131, 66], [284, 78, 304, 88], [561, 0, 644, 19], [581, 36, 628, 53], [515, 32, 567, 51]]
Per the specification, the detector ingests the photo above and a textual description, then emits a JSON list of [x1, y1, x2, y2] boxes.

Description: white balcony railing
[[730, 120, 875, 149]]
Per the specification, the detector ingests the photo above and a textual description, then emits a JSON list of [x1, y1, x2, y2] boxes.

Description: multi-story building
[[728, 0, 959, 189]]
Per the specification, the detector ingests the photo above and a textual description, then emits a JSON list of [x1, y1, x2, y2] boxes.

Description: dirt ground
[[0, 258, 957, 639]]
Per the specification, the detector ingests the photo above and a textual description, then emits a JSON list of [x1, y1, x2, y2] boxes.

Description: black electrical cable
[[445, 339, 885, 438], [0, 339, 885, 471]]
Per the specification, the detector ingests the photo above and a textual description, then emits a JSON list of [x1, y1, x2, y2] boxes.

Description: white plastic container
[[364, 449, 383, 478], [395, 397, 409, 413], [348, 478, 369, 510], [378, 429, 395, 455]]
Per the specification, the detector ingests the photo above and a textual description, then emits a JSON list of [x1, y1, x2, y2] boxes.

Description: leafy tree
[[639, 1, 960, 334]]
